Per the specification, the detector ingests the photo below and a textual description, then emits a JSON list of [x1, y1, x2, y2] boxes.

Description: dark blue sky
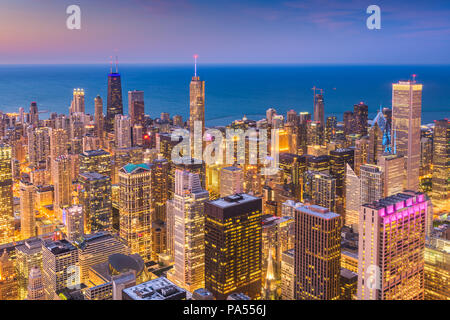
[[1, 0, 449, 64]]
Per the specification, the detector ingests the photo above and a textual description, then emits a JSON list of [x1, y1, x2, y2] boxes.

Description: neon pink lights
[[387, 205, 394, 214], [379, 195, 427, 221]]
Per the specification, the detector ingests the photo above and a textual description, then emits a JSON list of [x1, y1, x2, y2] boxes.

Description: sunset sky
[[1, 0, 449, 64]]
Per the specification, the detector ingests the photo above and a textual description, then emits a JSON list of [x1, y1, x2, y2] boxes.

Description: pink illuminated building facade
[[358, 191, 427, 300]]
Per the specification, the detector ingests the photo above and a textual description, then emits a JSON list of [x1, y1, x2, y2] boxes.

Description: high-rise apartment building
[[392, 80, 422, 191], [205, 194, 262, 300], [358, 192, 427, 300], [118, 163, 152, 262]]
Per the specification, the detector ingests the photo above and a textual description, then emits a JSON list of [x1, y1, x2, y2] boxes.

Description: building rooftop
[[121, 163, 150, 174], [363, 191, 425, 213], [78, 171, 109, 181], [122, 277, 186, 300], [43, 239, 77, 255], [81, 149, 109, 157], [209, 193, 259, 209]]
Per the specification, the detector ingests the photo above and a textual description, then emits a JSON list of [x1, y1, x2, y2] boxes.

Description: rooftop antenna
[[109, 56, 113, 73], [194, 54, 198, 77], [115, 55, 119, 73], [412, 74, 417, 83]]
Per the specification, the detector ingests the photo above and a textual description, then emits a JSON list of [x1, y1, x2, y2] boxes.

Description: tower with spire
[[263, 246, 277, 300], [105, 55, 123, 133], [189, 54, 206, 159]]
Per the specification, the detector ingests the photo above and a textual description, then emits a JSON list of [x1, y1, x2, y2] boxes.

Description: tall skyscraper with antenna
[[189, 55, 205, 158], [105, 56, 123, 133]]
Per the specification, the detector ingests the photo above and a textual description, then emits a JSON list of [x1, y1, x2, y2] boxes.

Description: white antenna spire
[[194, 54, 198, 77], [115, 55, 118, 73], [109, 56, 113, 73]]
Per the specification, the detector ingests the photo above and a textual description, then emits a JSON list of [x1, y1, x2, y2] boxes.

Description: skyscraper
[[42, 239, 79, 300], [15, 238, 43, 300], [75, 231, 130, 285], [358, 192, 427, 300], [52, 155, 72, 220], [70, 88, 85, 114], [219, 166, 243, 197], [27, 267, 45, 300], [360, 164, 383, 206], [128, 90, 145, 125], [330, 148, 354, 215], [0, 145, 14, 245], [424, 237, 450, 300], [392, 80, 422, 191], [205, 194, 262, 300], [114, 115, 132, 148], [313, 88, 325, 126], [106, 63, 123, 133], [94, 95, 104, 140], [79, 149, 112, 178], [167, 170, 209, 292], [345, 164, 360, 229], [378, 153, 404, 198], [119, 163, 152, 262], [353, 102, 368, 136], [283, 201, 342, 300], [65, 205, 84, 242], [79, 172, 112, 233], [189, 55, 205, 157], [431, 119, 449, 212], [0, 250, 18, 300], [29, 102, 39, 127], [20, 180, 36, 240], [27, 126, 51, 168]]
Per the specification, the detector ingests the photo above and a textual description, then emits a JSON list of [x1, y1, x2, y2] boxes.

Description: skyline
[[1, 0, 450, 64]]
